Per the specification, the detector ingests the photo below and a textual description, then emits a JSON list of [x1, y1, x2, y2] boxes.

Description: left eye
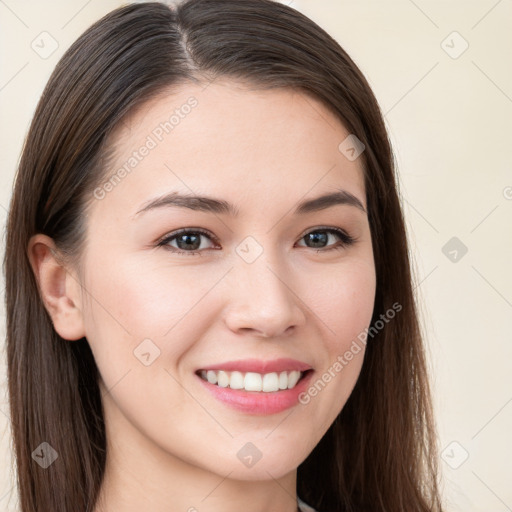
[[296, 227, 355, 251], [157, 227, 355, 256]]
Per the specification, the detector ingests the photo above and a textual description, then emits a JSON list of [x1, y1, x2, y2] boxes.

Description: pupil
[[177, 233, 200, 250], [307, 232, 327, 248]]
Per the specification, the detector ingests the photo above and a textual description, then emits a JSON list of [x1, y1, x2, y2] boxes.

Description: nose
[[222, 249, 307, 338]]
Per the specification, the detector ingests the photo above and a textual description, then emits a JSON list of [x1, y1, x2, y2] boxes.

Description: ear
[[27, 234, 86, 341]]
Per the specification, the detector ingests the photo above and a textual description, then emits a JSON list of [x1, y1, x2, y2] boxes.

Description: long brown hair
[[4, 1, 445, 511]]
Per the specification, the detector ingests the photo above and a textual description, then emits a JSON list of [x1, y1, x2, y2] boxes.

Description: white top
[[297, 496, 318, 512]]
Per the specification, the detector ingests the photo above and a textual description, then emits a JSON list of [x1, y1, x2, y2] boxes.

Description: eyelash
[[156, 226, 357, 256]]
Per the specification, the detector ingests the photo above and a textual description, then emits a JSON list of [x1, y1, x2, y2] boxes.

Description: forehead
[[95, 79, 367, 218]]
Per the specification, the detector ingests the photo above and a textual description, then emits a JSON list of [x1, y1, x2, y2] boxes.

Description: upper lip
[[197, 358, 313, 374]]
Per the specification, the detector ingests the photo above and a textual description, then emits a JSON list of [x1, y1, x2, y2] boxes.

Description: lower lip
[[196, 370, 314, 415]]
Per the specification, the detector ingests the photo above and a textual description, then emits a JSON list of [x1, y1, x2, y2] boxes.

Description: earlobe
[[27, 234, 86, 341]]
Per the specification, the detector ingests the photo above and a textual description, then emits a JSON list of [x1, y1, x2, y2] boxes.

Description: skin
[[29, 79, 376, 512]]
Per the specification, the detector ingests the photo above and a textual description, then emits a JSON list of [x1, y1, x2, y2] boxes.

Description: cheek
[[79, 252, 225, 366], [306, 257, 376, 350], [294, 258, 375, 426]]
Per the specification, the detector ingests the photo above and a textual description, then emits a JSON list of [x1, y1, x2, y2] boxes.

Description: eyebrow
[[134, 189, 367, 218]]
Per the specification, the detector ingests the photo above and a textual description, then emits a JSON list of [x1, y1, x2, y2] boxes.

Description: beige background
[[1, 1, 511, 510]]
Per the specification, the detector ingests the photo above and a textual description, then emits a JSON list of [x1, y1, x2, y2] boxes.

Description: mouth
[[195, 369, 313, 393]]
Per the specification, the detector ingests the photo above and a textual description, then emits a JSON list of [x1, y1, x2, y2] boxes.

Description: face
[[78, 79, 376, 481]]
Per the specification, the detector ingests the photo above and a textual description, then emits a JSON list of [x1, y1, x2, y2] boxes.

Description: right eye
[[157, 228, 219, 256]]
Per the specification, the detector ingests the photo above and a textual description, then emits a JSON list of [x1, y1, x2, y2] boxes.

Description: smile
[[197, 369, 308, 392]]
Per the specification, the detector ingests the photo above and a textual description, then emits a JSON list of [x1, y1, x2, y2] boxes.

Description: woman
[[4, 1, 445, 511]]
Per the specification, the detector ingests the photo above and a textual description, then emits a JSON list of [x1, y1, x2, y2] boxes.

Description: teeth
[[245, 372, 262, 391], [229, 371, 244, 389], [199, 369, 304, 392], [262, 372, 278, 391], [287, 370, 301, 389], [217, 370, 229, 388], [278, 371, 288, 390]]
